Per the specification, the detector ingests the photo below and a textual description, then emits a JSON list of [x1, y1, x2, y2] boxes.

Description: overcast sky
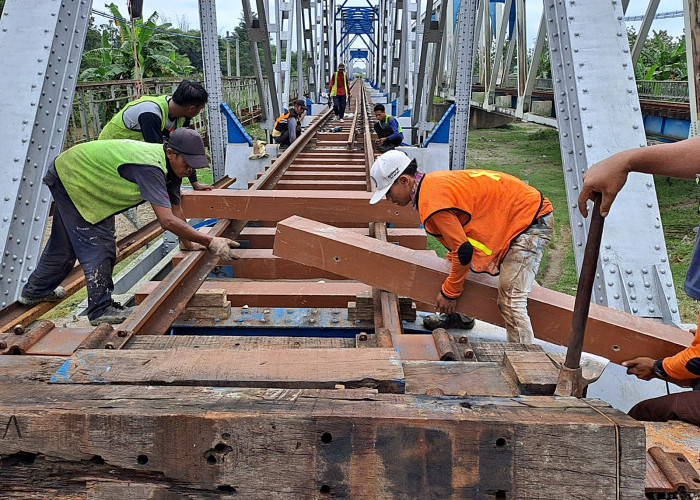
[[100, 0, 686, 47]]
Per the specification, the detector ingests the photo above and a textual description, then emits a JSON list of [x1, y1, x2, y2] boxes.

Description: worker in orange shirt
[[579, 138, 700, 425], [369, 150, 554, 343]]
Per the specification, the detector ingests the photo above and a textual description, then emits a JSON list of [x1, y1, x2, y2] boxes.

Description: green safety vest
[[330, 72, 349, 96], [55, 140, 167, 224], [98, 95, 186, 141], [383, 115, 403, 133]]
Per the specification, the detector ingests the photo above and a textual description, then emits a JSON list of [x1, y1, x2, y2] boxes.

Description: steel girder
[[198, 0, 226, 179], [243, 0, 274, 127], [0, 0, 92, 307], [545, 0, 680, 325], [448, 0, 478, 171], [269, 0, 296, 108], [684, 0, 699, 136]]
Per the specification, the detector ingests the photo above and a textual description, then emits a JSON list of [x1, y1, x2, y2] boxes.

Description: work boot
[[17, 286, 66, 307], [89, 301, 133, 326], [423, 313, 475, 331]]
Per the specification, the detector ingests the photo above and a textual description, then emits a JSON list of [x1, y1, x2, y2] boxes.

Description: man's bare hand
[[191, 182, 213, 191], [436, 293, 457, 314], [621, 357, 655, 381], [577, 155, 630, 218], [208, 237, 241, 260]]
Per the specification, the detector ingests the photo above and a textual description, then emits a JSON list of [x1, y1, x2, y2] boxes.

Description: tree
[[79, 3, 195, 81], [628, 28, 687, 81]]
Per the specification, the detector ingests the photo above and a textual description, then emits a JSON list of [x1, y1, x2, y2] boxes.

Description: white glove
[[208, 237, 241, 260]]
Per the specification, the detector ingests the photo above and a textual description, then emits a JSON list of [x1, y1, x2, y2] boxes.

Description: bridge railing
[[502, 76, 688, 102], [66, 76, 307, 148]]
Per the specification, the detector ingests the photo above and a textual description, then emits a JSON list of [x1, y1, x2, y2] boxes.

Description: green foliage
[[79, 3, 195, 81], [628, 28, 687, 81]]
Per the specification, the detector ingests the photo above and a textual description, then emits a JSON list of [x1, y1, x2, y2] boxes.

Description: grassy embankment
[[426, 122, 699, 323]]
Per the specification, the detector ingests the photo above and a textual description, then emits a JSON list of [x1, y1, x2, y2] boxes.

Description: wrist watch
[[652, 359, 667, 379]]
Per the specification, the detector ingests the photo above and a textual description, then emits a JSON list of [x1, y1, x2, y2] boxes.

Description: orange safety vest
[[417, 169, 553, 275], [662, 309, 700, 380], [274, 110, 291, 132]]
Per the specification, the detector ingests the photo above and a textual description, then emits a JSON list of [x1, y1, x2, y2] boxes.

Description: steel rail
[[112, 109, 335, 341]]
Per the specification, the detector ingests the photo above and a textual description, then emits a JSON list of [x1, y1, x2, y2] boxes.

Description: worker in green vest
[[18, 129, 241, 326], [373, 103, 404, 152], [99, 80, 212, 190], [328, 63, 350, 122]]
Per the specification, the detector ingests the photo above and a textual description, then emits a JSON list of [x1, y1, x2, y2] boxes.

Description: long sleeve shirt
[[328, 72, 349, 96]]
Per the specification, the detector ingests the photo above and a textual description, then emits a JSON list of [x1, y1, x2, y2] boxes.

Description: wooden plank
[[272, 216, 692, 364], [0, 384, 645, 499], [172, 248, 346, 278], [124, 335, 356, 350], [402, 361, 518, 396], [238, 226, 427, 250], [187, 288, 227, 307], [274, 180, 367, 190], [50, 348, 405, 393], [470, 341, 545, 362], [0, 356, 66, 382], [179, 302, 231, 320], [502, 351, 559, 395], [280, 171, 367, 181], [135, 280, 372, 309], [180, 190, 420, 226]]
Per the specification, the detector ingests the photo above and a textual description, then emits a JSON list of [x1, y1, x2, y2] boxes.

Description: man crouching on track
[[369, 150, 554, 343], [17, 129, 241, 326]]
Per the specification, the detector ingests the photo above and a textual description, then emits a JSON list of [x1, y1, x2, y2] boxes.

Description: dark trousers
[[628, 390, 700, 426], [374, 121, 403, 152], [273, 125, 301, 147], [332, 95, 347, 119], [22, 169, 117, 320]]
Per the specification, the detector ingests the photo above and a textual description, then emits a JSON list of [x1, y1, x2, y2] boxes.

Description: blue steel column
[[0, 0, 92, 307], [545, 0, 680, 325], [199, 0, 226, 179]]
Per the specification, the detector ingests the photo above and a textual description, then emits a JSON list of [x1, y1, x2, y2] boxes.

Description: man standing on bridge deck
[[99, 79, 212, 191], [18, 129, 241, 326], [369, 150, 554, 343], [578, 138, 700, 425], [272, 100, 307, 149], [328, 63, 350, 122], [373, 104, 404, 152]]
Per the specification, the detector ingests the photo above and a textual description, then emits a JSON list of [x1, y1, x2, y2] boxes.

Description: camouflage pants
[[497, 213, 554, 343]]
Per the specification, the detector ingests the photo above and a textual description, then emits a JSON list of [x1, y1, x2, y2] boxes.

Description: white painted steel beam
[[0, 0, 92, 307], [545, 0, 680, 325]]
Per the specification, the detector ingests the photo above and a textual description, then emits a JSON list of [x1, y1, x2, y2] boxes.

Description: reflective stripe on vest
[[330, 72, 349, 96], [98, 95, 186, 141], [467, 237, 492, 256], [55, 140, 167, 224]]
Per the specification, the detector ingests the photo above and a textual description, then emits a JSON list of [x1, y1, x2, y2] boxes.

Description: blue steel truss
[[335, 6, 378, 56]]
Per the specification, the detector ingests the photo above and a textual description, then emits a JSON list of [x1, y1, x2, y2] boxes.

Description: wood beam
[[135, 280, 374, 309], [180, 190, 420, 226], [237, 227, 427, 250], [0, 384, 645, 498], [51, 348, 405, 393], [272, 216, 692, 364]]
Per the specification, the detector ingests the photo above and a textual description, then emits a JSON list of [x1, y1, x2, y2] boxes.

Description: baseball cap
[[167, 128, 209, 169], [294, 99, 307, 110], [369, 150, 412, 204]]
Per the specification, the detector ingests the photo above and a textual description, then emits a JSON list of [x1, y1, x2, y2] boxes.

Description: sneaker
[[339, 118, 345, 123], [423, 313, 475, 331], [18, 286, 66, 307], [89, 302, 133, 326]]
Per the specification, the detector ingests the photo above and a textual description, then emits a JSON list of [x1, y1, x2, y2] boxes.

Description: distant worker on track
[[369, 150, 554, 343], [99, 79, 212, 191], [18, 129, 241, 326], [373, 104, 404, 152], [328, 63, 350, 122], [578, 138, 700, 426], [272, 100, 307, 148]]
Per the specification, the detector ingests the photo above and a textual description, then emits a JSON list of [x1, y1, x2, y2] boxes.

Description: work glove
[[328, 99, 332, 108], [208, 237, 241, 260]]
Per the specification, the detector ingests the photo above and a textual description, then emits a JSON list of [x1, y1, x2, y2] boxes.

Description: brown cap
[[167, 128, 209, 169], [294, 99, 307, 110]]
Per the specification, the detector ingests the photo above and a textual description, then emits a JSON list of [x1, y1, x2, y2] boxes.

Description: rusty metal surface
[[26, 327, 94, 356], [0, 320, 55, 354], [646, 446, 700, 493]]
